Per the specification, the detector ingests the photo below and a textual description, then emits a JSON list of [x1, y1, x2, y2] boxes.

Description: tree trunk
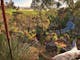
[[1, 0, 13, 60]]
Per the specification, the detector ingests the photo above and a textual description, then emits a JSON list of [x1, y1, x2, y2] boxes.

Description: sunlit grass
[[19, 10, 38, 15], [0, 8, 47, 17], [5, 9, 16, 15]]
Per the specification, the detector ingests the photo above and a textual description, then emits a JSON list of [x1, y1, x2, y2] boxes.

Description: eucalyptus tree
[[59, 0, 80, 13], [7, 0, 15, 8], [59, 0, 80, 34], [31, 0, 63, 35], [31, 0, 55, 10], [31, 0, 55, 30]]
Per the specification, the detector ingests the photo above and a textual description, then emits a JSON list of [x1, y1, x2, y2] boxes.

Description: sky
[[5, 0, 32, 7], [4, 0, 67, 8], [4, 0, 77, 8]]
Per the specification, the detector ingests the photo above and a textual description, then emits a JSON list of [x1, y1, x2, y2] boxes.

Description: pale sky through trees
[[5, 0, 32, 7], [4, 0, 77, 8]]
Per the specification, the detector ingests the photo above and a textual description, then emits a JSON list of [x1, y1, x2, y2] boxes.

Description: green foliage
[[31, 0, 55, 10], [0, 0, 80, 59], [0, 34, 5, 42], [0, 34, 10, 60], [47, 9, 58, 22], [75, 0, 80, 9]]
